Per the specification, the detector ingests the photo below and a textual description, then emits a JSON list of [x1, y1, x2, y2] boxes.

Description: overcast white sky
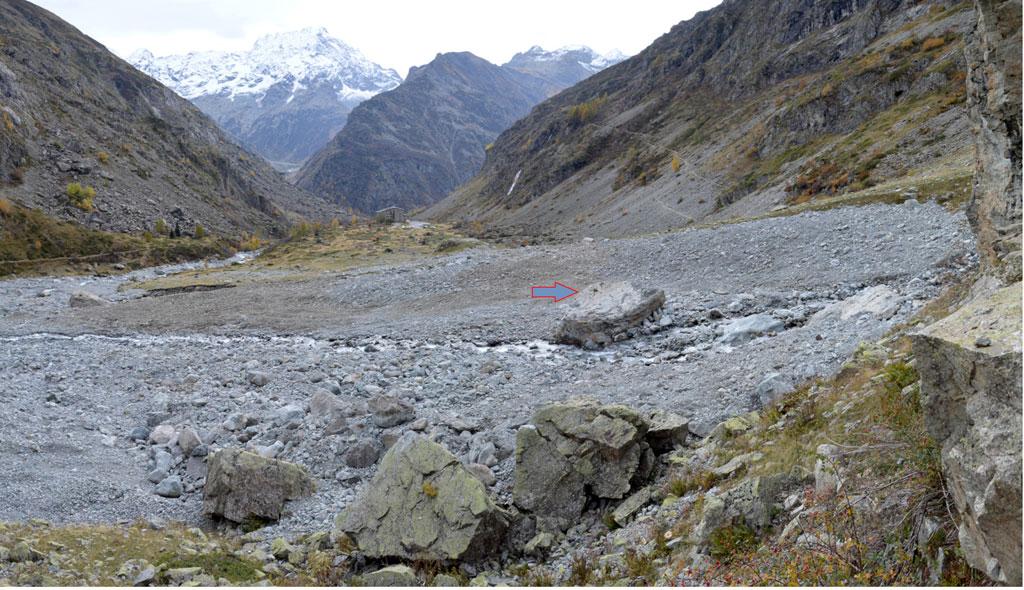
[[33, 0, 722, 75]]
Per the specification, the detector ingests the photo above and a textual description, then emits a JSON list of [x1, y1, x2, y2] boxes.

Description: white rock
[[719, 314, 785, 345], [148, 425, 176, 446]]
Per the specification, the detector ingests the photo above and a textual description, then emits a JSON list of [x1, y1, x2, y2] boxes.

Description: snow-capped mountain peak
[[130, 29, 401, 102], [506, 45, 628, 73], [128, 29, 403, 169]]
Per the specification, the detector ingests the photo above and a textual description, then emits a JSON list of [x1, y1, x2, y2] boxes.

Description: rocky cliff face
[[295, 49, 617, 214], [964, 0, 1022, 282], [429, 0, 975, 240], [911, 0, 1022, 584], [131, 29, 402, 172], [0, 0, 328, 236]]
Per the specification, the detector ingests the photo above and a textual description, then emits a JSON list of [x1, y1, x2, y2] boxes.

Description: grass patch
[[0, 521, 253, 586], [664, 469, 720, 497], [624, 548, 658, 583], [0, 201, 233, 277], [520, 567, 556, 586], [158, 551, 262, 583], [708, 523, 757, 561], [134, 221, 479, 291]]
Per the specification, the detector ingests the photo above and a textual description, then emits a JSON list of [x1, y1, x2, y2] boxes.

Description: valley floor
[[0, 202, 976, 576]]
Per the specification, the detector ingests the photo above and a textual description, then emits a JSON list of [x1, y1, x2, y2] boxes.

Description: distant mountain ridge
[[295, 46, 624, 213], [504, 45, 626, 90], [130, 28, 402, 170]]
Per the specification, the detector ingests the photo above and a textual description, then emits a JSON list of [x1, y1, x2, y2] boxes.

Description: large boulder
[[912, 283, 1022, 585], [69, 290, 109, 308], [336, 432, 508, 562], [368, 395, 416, 428], [554, 282, 665, 348], [513, 398, 657, 531], [807, 285, 902, 326], [202, 449, 315, 523], [645, 410, 690, 453]]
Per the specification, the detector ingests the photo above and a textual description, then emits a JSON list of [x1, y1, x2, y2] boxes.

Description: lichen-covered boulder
[[362, 565, 420, 587], [554, 282, 665, 348], [513, 398, 655, 531], [203, 448, 315, 523], [912, 282, 1022, 585], [336, 432, 508, 561], [646, 409, 690, 453]]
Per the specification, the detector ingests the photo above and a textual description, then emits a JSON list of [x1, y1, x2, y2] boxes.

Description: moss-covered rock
[[336, 432, 508, 561], [512, 398, 656, 532], [202, 449, 315, 523]]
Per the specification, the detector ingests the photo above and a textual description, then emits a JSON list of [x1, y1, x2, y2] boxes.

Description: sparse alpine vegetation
[[0, 0, 329, 237], [0, 198, 235, 277], [428, 0, 976, 241]]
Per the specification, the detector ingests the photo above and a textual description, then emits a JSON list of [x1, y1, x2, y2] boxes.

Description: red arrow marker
[[531, 282, 579, 302]]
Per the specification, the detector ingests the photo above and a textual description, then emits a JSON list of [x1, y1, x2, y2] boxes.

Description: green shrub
[[237, 233, 261, 251], [708, 523, 758, 561], [624, 549, 657, 582], [567, 555, 594, 585], [154, 218, 168, 235], [567, 96, 607, 125], [65, 182, 95, 211], [193, 224, 206, 239]]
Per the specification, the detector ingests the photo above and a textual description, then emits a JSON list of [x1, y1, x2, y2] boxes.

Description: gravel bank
[[0, 202, 976, 537]]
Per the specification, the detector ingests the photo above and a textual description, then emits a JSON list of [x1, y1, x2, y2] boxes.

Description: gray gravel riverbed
[[0, 202, 975, 536]]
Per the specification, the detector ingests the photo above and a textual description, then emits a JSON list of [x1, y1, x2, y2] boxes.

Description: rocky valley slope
[[0, 0, 328, 238], [1, 0, 1020, 586], [295, 48, 623, 214], [429, 0, 976, 240], [131, 29, 402, 172]]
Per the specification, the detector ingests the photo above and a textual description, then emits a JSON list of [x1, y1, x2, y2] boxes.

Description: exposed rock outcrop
[[335, 432, 508, 561], [912, 282, 1022, 585], [513, 398, 687, 531], [202, 449, 315, 523], [965, 0, 1022, 282], [910, 1, 1023, 584], [554, 282, 666, 349]]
